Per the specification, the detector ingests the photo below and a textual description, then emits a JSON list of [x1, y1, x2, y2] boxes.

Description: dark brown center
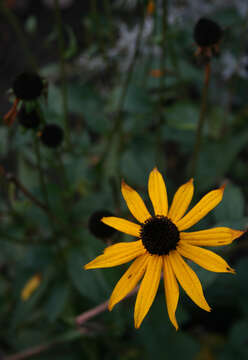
[[140, 216, 180, 255]]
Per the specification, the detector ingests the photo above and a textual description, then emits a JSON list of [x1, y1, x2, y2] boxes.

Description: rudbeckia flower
[[84, 168, 243, 330]]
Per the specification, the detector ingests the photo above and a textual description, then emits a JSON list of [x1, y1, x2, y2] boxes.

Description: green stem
[[54, 0, 71, 149], [190, 63, 211, 177], [100, 6, 146, 165], [33, 137, 55, 230], [156, 0, 167, 169], [0, 1, 37, 71]]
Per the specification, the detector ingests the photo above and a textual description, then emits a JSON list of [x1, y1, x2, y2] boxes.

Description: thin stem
[[189, 63, 211, 177], [33, 138, 50, 211], [75, 287, 138, 326], [33, 138, 56, 231], [0, 1, 37, 71], [100, 6, 146, 164], [54, 0, 71, 148], [156, 0, 167, 169], [4, 330, 85, 360], [0, 165, 48, 213]]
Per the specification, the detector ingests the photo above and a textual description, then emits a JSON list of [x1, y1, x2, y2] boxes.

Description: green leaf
[[44, 284, 70, 322], [196, 132, 248, 191], [166, 103, 199, 131], [213, 183, 245, 226], [66, 248, 108, 303], [64, 26, 78, 59]]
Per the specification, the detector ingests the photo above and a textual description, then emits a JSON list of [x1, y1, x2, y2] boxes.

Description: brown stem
[[75, 287, 138, 326], [0, 165, 48, 212], [3, 329, 85, 360]]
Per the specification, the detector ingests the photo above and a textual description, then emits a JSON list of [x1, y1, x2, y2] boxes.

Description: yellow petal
[[121, 180, 151, 223], [134, 255, 162, 328], [178, 243, 235, 273], [169, 251, 211, 312], [84, 240, 145, 269], [101, 217, 141, 237], [163, 255, 179, 330], [180, 228, 243, 247], [168, 179, 194, 222], [148, 167, 168, 216], [21, 274, 41, 301], [109, 254, 149, 310], [176, 186, 225, 231]]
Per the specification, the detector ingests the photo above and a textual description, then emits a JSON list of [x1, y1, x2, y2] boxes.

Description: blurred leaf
[[196, 132, 248, 190], [213, 183, 244, 225], [67, 84, 110, 133], [166, 103, 199, 130], [44, 283, 70, 322], [66, 247, 108, 303], [64, 26, 78, 59], [25, 15, 37, 34], [10, 268, 53, 328], [137, 294, 199, 359]]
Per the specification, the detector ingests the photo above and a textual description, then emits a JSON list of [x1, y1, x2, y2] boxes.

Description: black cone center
[[140, 216, 180, 255]]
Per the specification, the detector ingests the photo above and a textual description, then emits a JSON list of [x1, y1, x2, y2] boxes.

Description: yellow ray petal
[[169, 251, 211, 312], [121, 180, 151, 223], [180, 228, 243, 247], [148, 167, 168, 216], [176, 186, 225, 231], [21, 273, 41, 301], [101, 217, 141, 237], [168, 179, 194, 223], [134, 255, 162, 328], [163, 255, 179, 330], [84, 240, 145, 269], [178, 243, 235, 273], [109, 254, 149, 311]]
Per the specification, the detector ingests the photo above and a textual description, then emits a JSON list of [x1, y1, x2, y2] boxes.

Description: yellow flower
[[84, 168, 243, 330]]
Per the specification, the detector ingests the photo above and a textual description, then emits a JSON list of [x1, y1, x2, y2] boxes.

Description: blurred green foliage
[[1, 0, 248, 359]]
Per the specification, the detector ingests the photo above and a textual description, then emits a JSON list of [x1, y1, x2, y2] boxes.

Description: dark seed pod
[[40, 124, 64, 148], [18, 107, 40, 129], [194, 18, 222, 47], [13, 72, 44, 101], [88, 210, 116, 239]]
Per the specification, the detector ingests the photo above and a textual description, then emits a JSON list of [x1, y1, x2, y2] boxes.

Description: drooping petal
[[168, 179, 194, 222], [180, 228, 243, 247], [148, 167, 168, 216], [84, 240, 145, 269], [121, 180, 151, 223], [163, 255, 179, 330], [134, 255, 162, 328], [169, 250, 211, 312], [177, 243, 235, 273], [176, 186, 225, 231], [109, 254, 149, 311], [101, 216, 141, 237]]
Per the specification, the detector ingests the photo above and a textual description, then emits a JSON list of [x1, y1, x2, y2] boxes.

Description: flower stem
[[156, 0, 167, 170], [75, 287, 138, 326], [33, 137, 55, 230], [0, 165, 48, 213], [54, 0, 71, 149], [100, 5, 146, 165], [190, 62, 211, 177]]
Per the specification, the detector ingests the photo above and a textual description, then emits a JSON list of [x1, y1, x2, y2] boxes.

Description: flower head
[[40, 124, 64, 148], [13, 72, 44, 101], [193, 18, 222, 63], [84, 168, 243, 329], [88, 210, 117, 239]]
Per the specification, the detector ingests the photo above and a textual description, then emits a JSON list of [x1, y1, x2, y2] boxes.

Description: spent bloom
[[85, 168, 243, 329]]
